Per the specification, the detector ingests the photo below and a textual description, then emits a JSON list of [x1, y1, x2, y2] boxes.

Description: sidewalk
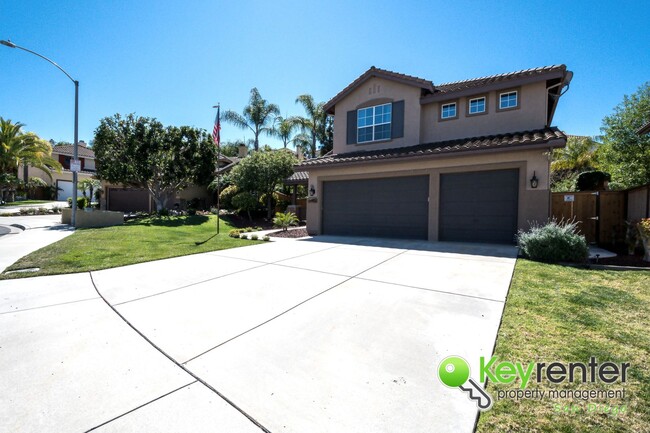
[[0, 214, 74, 273]]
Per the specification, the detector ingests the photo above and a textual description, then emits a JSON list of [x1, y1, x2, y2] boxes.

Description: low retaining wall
[[62, 208, 124, 228]]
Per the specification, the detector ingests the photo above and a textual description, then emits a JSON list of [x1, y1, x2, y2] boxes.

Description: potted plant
[[638, 218, 650, 262]]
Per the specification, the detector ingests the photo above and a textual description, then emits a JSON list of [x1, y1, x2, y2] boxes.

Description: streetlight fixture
[[1, 39, 80, 227]]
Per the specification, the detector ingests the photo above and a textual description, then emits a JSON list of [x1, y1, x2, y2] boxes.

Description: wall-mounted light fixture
[[309, 184, 316, 196], [530, 171, 539, 189]]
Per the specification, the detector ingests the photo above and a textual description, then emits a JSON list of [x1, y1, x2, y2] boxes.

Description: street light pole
[[1, 39, 80, 227]]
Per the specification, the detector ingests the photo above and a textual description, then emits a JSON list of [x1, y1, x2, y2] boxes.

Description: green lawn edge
[[1, 215, 263, 279], [476, 259, 650, 433]]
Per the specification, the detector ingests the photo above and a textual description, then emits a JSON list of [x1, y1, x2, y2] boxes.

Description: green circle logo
[[438, 356, 470, 387]]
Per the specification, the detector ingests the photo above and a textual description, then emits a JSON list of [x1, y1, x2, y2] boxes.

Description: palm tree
[[294, 94, 329, 158], [223, 88, 279, 151], [0, 117, 61, 179], [272, 115, 303, 149]]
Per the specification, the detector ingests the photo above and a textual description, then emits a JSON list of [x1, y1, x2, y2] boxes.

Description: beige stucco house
[[295, 65, 573, 243], [22, 141, 97, 201]]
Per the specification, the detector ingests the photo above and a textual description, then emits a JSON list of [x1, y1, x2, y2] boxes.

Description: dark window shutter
[[346, 110, 357, 145], [391, 100, 405, 139]]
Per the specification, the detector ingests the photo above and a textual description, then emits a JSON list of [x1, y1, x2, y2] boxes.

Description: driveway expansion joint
[[88, 272, 272, 433]]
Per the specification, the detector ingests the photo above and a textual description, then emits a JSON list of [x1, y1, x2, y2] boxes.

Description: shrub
[[273, 211, 299, 231], [158, 208, 170, 217], [228, 229, 241, 238], [251, 234, 259, 240], [187, 208, 197, 216], [51, 205, 62, 214], [37, 207, 49, 214], [77, 196, 88, 209], [517, 220, 589, 263], [263, 236, 270, 242], [638, 218, 650, 237], [240, 234, 248, 240], [27, 207, 36, 215], [255, 226, 263, 231], [67, 197, 73, 208], [19, 207, 29, 215], [231, 192, 257, 220], [245, 227, 253, 232], [219, 185, 239, 209]]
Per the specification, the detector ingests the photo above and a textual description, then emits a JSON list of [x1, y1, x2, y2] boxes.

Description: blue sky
[[1, 0, 649, 147]]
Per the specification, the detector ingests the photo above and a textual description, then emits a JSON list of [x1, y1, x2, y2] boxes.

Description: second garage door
[[439, 169, 519, 244], [322, 176, 429, 239]]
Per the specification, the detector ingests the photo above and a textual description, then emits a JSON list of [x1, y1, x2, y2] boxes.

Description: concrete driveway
[[0, 237, 517, 433]]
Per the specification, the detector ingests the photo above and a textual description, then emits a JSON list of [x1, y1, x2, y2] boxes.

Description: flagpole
[[213, 104, 221, 234]]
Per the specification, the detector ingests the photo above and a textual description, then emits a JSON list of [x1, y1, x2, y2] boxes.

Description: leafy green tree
[[231, 149, 297, 218], [599, 82, 650, 189], [231, 191, 257, 221], [93, 114, 217, 211], [0, 117, 62, 180], [223, 88, 279, 151], [218, 140, 249, 158], [294, 94, 331, 158], [550, 136, 601, 192]]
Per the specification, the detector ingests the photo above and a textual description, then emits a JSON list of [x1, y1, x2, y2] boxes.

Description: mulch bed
[[268, 228, 309, 238]]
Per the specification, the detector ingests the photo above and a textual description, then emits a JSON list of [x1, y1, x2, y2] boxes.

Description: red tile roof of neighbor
[[324, 65, 568, 113], [52, 144, 95, 158], [296, 127, 566, 169]]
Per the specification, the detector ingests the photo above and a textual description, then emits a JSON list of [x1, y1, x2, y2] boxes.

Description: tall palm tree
[[272, 115, 304, 149], [295, 94, 328, 158], [223, 88, 279, 151], [0, 117, 61, 179]]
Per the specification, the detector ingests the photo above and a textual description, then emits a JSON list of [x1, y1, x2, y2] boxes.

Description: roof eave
[[297, 138, 566, 171], [420, 70, 566, 104]]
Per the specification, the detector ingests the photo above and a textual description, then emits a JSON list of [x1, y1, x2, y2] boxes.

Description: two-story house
[[23, 140, 97, 201], [295, 65, 573, 243]]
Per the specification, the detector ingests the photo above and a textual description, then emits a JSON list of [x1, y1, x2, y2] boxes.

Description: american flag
[[212, 106, 221, 148]]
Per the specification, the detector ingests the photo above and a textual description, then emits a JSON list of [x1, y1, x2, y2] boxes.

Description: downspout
[[546, 71, 573, 127]]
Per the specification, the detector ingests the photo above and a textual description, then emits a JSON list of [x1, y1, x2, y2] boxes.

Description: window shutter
[[391, 100, 405, 139], [346, 110, 357, 145]]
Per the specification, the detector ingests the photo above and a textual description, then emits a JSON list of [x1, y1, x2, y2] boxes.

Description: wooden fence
[[551, 184, 650, 245]]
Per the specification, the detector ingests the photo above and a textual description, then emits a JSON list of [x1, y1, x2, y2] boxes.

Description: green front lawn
[[477, 260, 650, 433], [1, 215, 262, 279]]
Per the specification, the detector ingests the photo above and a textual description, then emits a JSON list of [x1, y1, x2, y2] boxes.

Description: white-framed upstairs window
[[441, 102, 457, 119], [499, 91, 518, 109], [468, 97, 486, 114], [357, 103, 392, 143]]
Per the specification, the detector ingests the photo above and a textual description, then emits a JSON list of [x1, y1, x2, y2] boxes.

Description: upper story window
[[357, 103, 392, 143], [441, 102, 457, 119], [469, 97, 486, 114], [499, 91, 518, 109]]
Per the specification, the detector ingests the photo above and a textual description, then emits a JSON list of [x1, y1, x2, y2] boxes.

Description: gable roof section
[[296, 127, 565, 169], [323, 66, 434, 114], [52, 144, 95, 158], [638, 120, 650, 135]]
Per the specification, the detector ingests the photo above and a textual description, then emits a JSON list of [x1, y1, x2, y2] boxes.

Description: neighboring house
[[295, 65, 573, 243], [22, 141, 97, 201], [638, 120, 650, 135]]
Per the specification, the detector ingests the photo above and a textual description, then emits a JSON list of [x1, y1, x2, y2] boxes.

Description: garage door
[[439, 169, 519, 244], [108, 188, 150, 212], [322, 176, 429, 239], [56, 180, 87, 201]]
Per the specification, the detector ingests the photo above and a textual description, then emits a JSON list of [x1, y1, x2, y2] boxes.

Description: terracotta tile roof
[[52, 144, 95, 158], [434, 65, 566, 94], [297, 127, 566, 169], [284, 171, 309, 185], [324, 66, 434, 113]]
